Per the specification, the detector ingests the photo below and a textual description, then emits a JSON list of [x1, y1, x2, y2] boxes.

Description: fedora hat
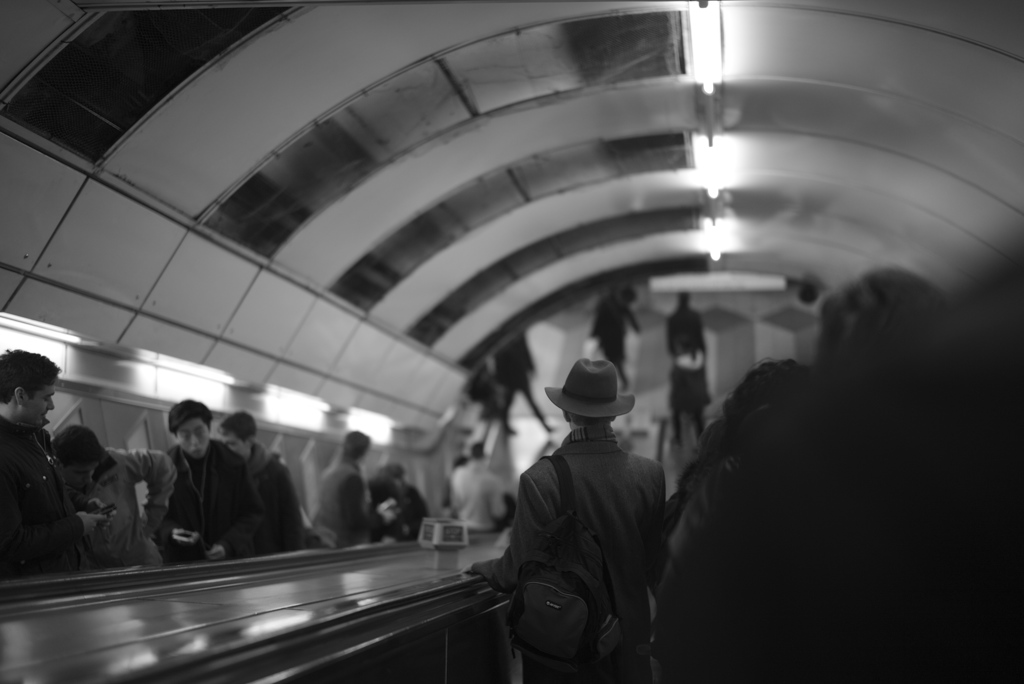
[[544, 358, 635, 417]]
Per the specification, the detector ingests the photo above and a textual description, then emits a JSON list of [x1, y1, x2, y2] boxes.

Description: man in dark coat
[[158, 400, 264, 563], [470, 358, 666, 683], [591, 287, 641, 389], [493, 332, 550, 435], [218, 411, 304, 555], [0, 350, 109, 577], [666, 293, 709, 442]]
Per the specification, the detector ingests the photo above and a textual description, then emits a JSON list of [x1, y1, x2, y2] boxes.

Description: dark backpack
[[506, 454, 622, 672]]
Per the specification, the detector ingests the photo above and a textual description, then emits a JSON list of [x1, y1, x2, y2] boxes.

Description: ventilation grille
[[205, 10, 684, 258], [459, 256, 707, 369], [408, 208, 700, 347], [2, 8, 287, 162], [331, 132, 691, 310]]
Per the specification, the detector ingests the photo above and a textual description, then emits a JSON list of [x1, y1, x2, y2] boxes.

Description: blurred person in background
[[0, 350, 109, 577], [159, 400, 264, 563], [314, 430, 396, 548], [450, 441, 507, 532], [494, 333, 551, 435], [666, 293, 709, 443], [53, 425, 176, 567], [218, 411, 304, 555], [591, 286, 641, 389], [378, 463, 428, 541]]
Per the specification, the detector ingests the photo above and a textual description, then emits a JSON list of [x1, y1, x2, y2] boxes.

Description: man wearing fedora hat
[[469, 358, 666, 683]]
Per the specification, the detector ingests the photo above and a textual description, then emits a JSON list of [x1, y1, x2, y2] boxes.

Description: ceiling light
[[689, 1, 723, 95], [693, 134, 726, 199], [0, 313, 82, 344], [703, 216, 723, 261], [651, 271, 788, 292], [153, 355, 235, 385]]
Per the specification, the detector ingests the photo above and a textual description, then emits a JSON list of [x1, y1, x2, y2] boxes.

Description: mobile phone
[[98, 503, 117, 515]]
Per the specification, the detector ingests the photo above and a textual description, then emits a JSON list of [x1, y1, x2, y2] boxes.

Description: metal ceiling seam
[[732, 126, 1024, 228], [724, 165, 1019, 270], [0, 9, 99, 105], [729, 75, 1024, 150], [95, 6, 307, 166], [0, 115, 466, 374], [0, 268, 444, 417], [731, 2, 1024, 65], [275, 82, 699, 284], [191, 4, 673, 223]]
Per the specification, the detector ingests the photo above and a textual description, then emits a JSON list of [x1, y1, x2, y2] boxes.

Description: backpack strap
[[548, 454, 576, 516]]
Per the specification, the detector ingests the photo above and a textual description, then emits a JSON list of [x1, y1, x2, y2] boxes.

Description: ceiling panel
[[721, 132, 1024, 259], [373, 170, 703, 328], [425, 368, 468, 414], [275, 82, 698, 286], [223, 270, 316, 357], [204, 341, 275, 386], [725, 4, 1024, 143], [104, 2, 642, 215], [284, 298, 359, 372], [330, 322, 397, 387], [119, 314, 216, 364], [370, 342, 427, 398], [143, 232, 259, 336], [0, 269, 23, 307], [36, 181, 186, 307], [0, 132, 84, 270], [403, 355, 451, 407], [0, 0, 76, 93], [5, 279, 133, 343], [320, 379, 361, 410], [727, 78, 1024, 215], [266, 362, 324, 396]]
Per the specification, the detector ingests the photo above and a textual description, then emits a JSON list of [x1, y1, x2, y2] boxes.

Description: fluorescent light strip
[[651, 271, 788, 292], [266, 384, 331, 413], [703, 216, 723, 261], [689, 1, 723, 94], [0, 313, 82, 344], [693, 135, 724, 199], [153, 355, 236, 385]]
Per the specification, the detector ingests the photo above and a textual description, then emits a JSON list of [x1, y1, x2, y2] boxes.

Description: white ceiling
[[1, 0, 1022, 423]]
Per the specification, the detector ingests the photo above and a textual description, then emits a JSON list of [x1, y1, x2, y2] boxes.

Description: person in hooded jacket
[[53, 425, 176, 567], [218, 411, 304, 555]]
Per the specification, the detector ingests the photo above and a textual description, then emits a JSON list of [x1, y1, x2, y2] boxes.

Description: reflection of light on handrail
[[689, 1, 723, 95], [241, 611, 313, 638], [356, 598, 378, 607], [105, 647, 158, 676], [0, 313, 81, 344], [175, 634, 209, 655]]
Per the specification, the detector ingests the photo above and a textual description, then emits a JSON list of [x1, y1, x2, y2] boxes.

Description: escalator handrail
[[106, 573, 504, 684], [0, 542, 420, 608]]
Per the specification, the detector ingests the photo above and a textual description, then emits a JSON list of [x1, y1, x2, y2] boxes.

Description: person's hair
[[220, 411, 257, 441], [52, 424, 105, 466], [469, 442, 486, 460], [0, 349, 61, 403], [619, 286, 637, 304], [344, 430, 371, 459], [565, 411, 612, 427], [168, 399, 213, 434], [380, 462, 406, 480], [818, 268, 947, 366], [721, 359, 811, 455]]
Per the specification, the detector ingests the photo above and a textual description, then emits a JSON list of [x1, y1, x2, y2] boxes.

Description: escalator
[[0, 538, 511, 684]]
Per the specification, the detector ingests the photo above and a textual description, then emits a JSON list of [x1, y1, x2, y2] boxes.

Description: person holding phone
[[159, 400, 264, 563], [0, 350, 109, 578], [53, 425, 176, 567]]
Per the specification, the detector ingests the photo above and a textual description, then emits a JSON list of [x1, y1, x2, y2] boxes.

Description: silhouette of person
[[493, 333, 550, 435], [591, 286, 641, 389], [667, 293, 709, 442]]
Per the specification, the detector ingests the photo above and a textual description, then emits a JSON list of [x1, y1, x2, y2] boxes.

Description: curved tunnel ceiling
[[2, 0, 1024, 425]]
